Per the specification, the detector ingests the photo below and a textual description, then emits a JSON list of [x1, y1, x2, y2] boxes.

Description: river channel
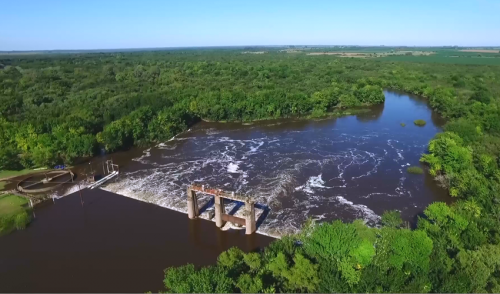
[[99, 90, 449, 237], [0, 90, 451, 292]]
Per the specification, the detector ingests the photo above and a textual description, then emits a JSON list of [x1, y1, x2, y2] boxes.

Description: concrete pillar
[[245, 200, 256, 235], [187, 188, 198, 219], [214, 195, 226, 228]]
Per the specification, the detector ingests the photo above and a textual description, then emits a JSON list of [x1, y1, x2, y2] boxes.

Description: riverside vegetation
[[0, 194, 31, 235], [1, 50, 500, 292], [414, 119, 427, 126], [407, 166, 424, 174]]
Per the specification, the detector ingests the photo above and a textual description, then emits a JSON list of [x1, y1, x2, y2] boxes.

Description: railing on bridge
[[88, 160, 119, 189]]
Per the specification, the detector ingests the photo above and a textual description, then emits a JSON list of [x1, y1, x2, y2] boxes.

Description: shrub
[[414, 119, 427, 126], [381, 210, 403, 228], [407, 166, 424, 174], [0, 215, 15, 234], [400, 122, 406, 127], [14, 212, 30, 230]]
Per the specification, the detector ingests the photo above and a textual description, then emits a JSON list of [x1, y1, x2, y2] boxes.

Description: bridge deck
[[189, 184, 254, 203], [221, 214, 246, 226]]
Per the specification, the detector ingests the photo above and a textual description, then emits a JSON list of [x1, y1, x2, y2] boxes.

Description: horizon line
[[1, 44, 500, 53]]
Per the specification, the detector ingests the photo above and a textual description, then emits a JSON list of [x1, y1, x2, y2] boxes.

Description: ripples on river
[[101, 91, 449, 237]]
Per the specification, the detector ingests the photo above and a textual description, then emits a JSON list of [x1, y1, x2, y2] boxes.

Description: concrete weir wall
[[187, 184, 257, 235]]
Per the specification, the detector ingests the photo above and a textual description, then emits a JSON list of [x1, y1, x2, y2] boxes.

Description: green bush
[[0, 213, 31, 234], [14, 212, 30, 230], [381, 210, 403, 228], [400, 122, 406, 127], [414, 119, 427, 126], [0, 215, 15, 234], [407, 166, 424, 174]]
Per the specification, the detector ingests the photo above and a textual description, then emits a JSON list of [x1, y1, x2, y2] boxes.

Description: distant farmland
[[302, 47, 500, 65], [460, 49, 500, 53], [381, 54, 500, 65]]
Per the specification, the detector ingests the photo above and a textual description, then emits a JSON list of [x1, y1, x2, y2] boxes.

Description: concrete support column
[[245, 201, 256, 235], [187, 188, 198, 219], [214, 195, 226, 228]]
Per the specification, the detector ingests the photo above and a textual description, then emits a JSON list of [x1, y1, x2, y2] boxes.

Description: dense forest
[[0, 51, 389, 169], [2, 50, 500, 292]]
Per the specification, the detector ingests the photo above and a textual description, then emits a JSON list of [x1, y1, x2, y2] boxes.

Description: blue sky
[[1, 0, 499, 50]]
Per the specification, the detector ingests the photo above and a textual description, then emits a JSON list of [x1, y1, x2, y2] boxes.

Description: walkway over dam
[[187, 184, 257, 235]]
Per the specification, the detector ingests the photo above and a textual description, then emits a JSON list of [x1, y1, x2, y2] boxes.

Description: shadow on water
[[198, 197, 214, 215], [388, 90, 446, 127], [256, 207, 271, 230], [356, 103, 384, 122], [196, 197, 271, 231], [227, 200, 244, 216]]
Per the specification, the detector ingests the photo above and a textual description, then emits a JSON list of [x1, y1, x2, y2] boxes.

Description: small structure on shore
[[187, 184, 256, 235], [17, 170, 74, 194]]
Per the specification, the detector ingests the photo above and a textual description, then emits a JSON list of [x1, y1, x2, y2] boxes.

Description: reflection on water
[[99, 91, 450, 237], [0, 190, 272, 292], [355, 103, 384, 122]]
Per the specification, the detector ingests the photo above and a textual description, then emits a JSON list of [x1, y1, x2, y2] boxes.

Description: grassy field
[[0, 194, 28, 216], [302, 47, 500, 65], [0, 168, 47, 181], [381, 54, 500, 65], [379, 49, 500, 65]]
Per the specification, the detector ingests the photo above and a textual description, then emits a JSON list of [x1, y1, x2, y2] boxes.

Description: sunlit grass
[[0, 168, 46, 180], [0, 194, 28, 216]]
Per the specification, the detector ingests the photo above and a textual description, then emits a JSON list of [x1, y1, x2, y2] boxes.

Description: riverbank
[[0, 189, 273, 293], [0, 168, 50, 181], [0, 168, 53, 192]]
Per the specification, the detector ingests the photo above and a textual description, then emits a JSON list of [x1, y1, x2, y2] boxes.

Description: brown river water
[[0, 91, 450, 292], [0, 190, 273, 292]]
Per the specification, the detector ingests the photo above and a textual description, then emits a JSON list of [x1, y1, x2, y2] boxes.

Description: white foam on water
[[351, 151, 382, 180], [387, 139, 405, 162], [362, 192, 397, 198], [157, 142, 178, 150], [132, 148, 151, 163], [247, 141, 265, 154], [205, 128, 223, 135], [313, 214, 328, 221], [335, 196, 381, 224], [295, 174, 328, 194], [167, 132, 185, 142], [309, 174, 326, 188], [227, 162, 241, 173], [99, 118, 437, 238], [394, 168, 408, 196], [51, 181, 89, 199]]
